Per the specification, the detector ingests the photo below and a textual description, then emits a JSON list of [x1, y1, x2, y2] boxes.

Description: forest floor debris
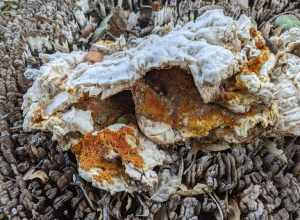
[[1, 0, 300, 220]]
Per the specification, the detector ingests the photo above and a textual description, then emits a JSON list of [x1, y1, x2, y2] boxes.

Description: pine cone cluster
[[1, 0, 300, 219]]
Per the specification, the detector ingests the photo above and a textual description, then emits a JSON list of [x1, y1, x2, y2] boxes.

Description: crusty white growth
[[137, 116, 183, 145], [23, 10, 239, 117], [45, 92, 72, 116], [22, 51, 86, 118], [124, 133, 168, 186], [22, 10, 242, 142], [22, 9, 300, 193], [61, 108, 94, 134], [273, 54, 300, 135], [264, 28, 300, 135]]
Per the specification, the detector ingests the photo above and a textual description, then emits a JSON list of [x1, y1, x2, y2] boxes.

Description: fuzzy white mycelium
[[22, 10, 300, 194]]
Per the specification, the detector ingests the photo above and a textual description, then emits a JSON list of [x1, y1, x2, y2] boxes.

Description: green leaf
[[275, 15, 300, 31]]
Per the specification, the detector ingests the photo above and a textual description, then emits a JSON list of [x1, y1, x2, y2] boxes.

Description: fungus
[[22, 9, 300, 193]]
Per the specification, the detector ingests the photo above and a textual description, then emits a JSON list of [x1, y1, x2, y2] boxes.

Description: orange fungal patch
[[72, 125, 144, 183], [240, 50, 269, 74], [241, 28, 270, 74], [132, 67, 235, 138], [32, 108, 44, 124]]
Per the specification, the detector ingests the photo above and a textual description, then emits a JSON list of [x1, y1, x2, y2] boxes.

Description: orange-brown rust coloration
[[75, 91, 135, 129], [220, 84, 255, 103], [240, 50, 269, 74], [234, 75, 250, 91], [241, 28, 270, 74], [241, 108, 258, 117], [32, 108, 44, 124], [184, 110, 234, 137], [72, 132, 121, 183], [217, 75, 250, 103], [85, 51, 104, 64], [255, 38, 267, 50], [217, 28, 270, 110], [220, 74, 248, 93], [221, 91, 241, 101], [100, 125, 143, 168], [132, 67, 235, 137], [142, 86, 169, 122], [152, 1, 161, 11], [249, 27, 258, 38], [72, 125, 144, 183]]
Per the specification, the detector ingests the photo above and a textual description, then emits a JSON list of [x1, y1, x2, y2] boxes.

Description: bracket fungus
[[23, 10, 300, 194]]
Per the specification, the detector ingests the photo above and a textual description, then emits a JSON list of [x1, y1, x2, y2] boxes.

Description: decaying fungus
[[22, 9, 300, 193], [132, 67, 277, 144], [73, 123, 167, 193]]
